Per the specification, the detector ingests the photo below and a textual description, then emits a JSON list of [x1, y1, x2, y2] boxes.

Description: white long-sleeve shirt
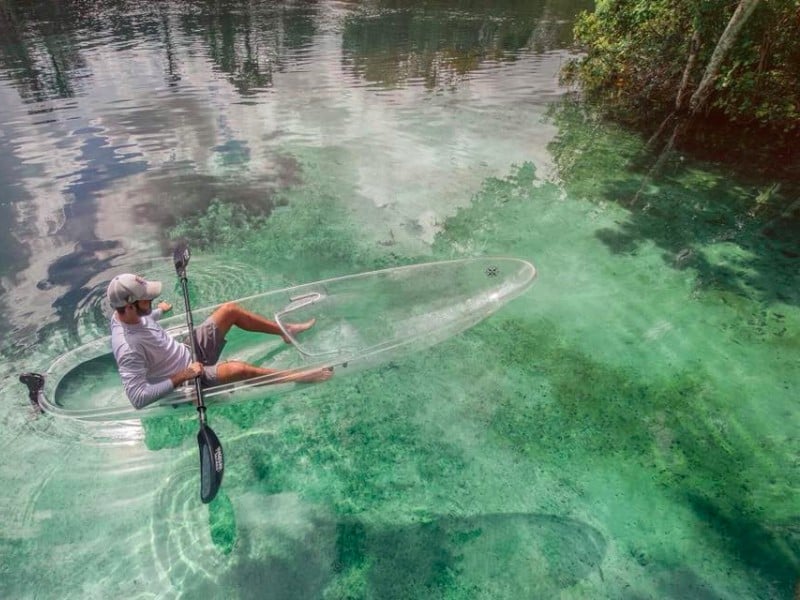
[[110, 308, 191, 409]]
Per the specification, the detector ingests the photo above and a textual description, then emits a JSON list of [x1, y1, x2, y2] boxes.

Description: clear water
[[1, 1, 798, 598]]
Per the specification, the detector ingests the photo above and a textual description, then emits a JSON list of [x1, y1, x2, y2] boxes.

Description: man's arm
[[169, 362, 204, 388], [117, 352, 201, 409], [117, 351, 173, 409], [151, 301, 173, 322]]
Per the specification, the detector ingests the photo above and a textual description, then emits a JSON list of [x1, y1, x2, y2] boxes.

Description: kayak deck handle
[[283, 291, 323, 313]]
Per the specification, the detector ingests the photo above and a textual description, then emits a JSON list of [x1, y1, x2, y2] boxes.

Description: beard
[[134, 301, 153, 316]]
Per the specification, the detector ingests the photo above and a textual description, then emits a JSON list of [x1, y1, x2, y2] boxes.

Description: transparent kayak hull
[[39, 257, 536, 421]]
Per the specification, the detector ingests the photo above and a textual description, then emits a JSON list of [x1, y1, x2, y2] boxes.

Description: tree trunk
[[688, 0, 762, 114], [645, 27, 701, 151], [638, 0, 762, 195], [676, 28, 702, 112]]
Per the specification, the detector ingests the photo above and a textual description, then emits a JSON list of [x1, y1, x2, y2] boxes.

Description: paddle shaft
[[173, 245, 224, 504], [177, 273, 207, 425]]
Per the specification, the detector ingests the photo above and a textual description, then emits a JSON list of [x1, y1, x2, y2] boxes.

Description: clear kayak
[[31, 257, 536, 421]]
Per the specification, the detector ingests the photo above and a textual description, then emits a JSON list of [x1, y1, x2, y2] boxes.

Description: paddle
[[173, 243, 224, 504]]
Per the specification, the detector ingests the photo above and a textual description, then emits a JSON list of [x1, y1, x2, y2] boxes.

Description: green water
[[0, 1, 797, 598]]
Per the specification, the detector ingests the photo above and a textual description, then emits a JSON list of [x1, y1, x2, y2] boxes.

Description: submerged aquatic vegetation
[[208, 491, 237, 555], [431, 153, 799, 594], [138, 129, 798, 596]]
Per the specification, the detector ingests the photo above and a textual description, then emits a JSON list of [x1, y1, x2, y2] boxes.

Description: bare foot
[[295, 366, 333, 383], [282, 318, 316, 344]]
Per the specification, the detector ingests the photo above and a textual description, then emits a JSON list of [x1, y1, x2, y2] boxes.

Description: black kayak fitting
[[19, 372, 45, 414]]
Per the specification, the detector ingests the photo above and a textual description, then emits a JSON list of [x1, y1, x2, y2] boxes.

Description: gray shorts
[[191, 317, 227, 386]]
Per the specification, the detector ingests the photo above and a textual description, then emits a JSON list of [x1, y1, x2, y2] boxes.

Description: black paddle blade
[[198, 424, 224, 503], [173, 243, 191, 277]]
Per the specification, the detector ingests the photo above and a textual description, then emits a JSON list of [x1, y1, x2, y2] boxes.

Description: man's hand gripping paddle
[[173, 243, 224, 504]]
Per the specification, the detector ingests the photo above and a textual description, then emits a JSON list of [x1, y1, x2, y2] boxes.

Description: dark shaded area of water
[[548, 98, 800, 309]]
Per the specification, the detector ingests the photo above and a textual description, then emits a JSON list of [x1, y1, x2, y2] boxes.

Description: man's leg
[[216, 361, 332, 384], [210, 302, 314, 343]]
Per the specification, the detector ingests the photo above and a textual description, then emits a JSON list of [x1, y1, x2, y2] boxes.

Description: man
[[108, 273, 332, 409]]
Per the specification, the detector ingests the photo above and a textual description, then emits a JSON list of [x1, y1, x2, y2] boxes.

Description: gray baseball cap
[[107, 274, 162, 308]]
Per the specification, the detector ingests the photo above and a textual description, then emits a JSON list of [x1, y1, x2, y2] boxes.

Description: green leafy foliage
[[564, 0, 800, 169]]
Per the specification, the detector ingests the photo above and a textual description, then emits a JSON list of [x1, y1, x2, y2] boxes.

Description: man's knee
[[212, 301, 241, 323], [219, 301, 241, 315], [218, 360, 256, 383]]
